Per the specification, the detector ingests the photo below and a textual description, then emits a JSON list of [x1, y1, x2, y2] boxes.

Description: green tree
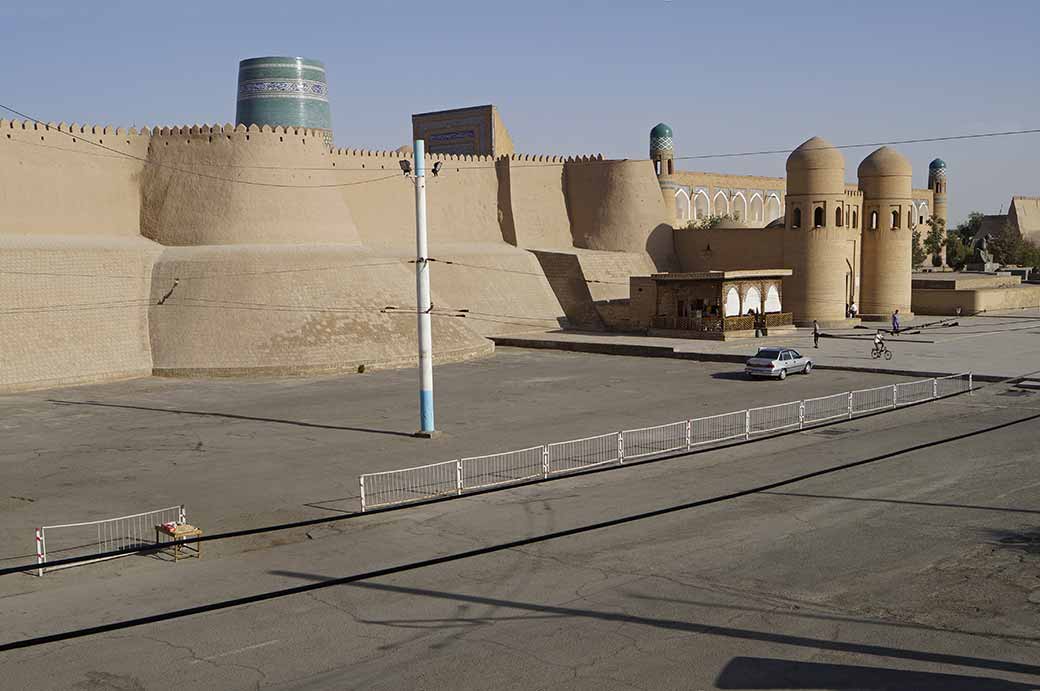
[[911, 228, 927, 266], [945, 234, 971, 270], [954, 212, 984, 244], [988, 220, 1021, 265], [923, 216, 947, 266]]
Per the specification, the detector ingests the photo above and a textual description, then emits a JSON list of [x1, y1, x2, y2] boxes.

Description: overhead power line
[[5, 103, 1037, 177]]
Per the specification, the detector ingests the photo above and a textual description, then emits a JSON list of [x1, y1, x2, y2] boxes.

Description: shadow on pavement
[[267, 573, 1040, 679], [47, 399, 414, 438], [715, 656, 1037, 690], [761, 491, 1040, 516]]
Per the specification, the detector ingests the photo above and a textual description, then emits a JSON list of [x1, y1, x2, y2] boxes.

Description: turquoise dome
[[650, 123, 673, 139], [650, 122, 673, 154], [929, 158, 947, 170]]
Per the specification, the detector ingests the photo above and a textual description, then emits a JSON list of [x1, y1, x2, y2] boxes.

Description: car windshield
[[754, 348, 782, 360]]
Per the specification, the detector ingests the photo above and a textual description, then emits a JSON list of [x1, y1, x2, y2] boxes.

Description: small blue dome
[[929, 158, 947, 170], [650, 123, 673, 139], [650, 123, 674, 155]]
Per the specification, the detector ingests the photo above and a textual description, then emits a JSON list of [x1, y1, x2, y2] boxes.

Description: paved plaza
[[493, 309, 1040, 381], [0, 339, 1038, 690], [0, 350, 919, 565]]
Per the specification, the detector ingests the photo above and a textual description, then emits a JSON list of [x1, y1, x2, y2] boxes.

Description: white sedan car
[[745, 347, 813, 380]]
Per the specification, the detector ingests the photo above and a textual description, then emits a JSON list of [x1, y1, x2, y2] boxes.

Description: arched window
[[744, 286, 761, 315], [764, 285, 782, 312], [852, 208, 858, 228], [870, 210, 878, 230], [724, 287, 741, 317], [813, 206, 824, 228], [674, 190, 691, 222], [792, 207, 802, 229], [693, 192, 710, 220], [835, 206, 843, 227], [891, 209, 900, 229], [765, 195, 781, 222], [732, 194, 747, 222], [750, 195, 764, 223]]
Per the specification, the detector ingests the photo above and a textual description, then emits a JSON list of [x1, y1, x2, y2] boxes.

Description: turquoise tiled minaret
[[236, 56, 333, 147]]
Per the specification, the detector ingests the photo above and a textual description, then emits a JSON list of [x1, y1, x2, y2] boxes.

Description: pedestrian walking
[[891, 309, 901, 334], [812, 319, 820, 348]]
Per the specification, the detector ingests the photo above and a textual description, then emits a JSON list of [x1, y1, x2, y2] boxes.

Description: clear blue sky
[[3, 0, 1037, 225]]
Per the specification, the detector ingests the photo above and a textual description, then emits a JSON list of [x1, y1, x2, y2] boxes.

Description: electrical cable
[[6, 104, 1037, 175]]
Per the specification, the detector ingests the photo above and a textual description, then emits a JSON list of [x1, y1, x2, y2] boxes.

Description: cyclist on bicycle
[[874, 331, 884, 350]]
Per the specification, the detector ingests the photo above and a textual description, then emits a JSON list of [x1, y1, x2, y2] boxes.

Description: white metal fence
[[804, 392, 851, 423], [358, 372, 973, 511], [749, 401, 802, 435], [35, 505, 184, 576], [548, 432, 621, 474], [622, 420, 688, 461], [462, 446, 545, 489]]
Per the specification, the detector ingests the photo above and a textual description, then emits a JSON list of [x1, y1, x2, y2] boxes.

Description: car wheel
[[803, 362, 812, 374], [778, 369, 787, 380]]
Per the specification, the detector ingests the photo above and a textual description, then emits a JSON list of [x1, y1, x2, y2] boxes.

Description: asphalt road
[[1, 379, 1038, 690], [0, 350, 918, 562]]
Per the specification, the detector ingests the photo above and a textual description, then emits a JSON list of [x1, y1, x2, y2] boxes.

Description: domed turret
[[649, 122, 674, 177], [781, 136, 854, 325], [786, 136, 845, 195], [857, 146, 913, 320], [927, 157, 949, 265], [858, 146, 912, 179]]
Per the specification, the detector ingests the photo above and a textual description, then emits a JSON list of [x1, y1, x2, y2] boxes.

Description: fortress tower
[[928, 158, 948, 225], [927, 158, 948, 266], [650, 123, 679, 225], [236, 56, 333, 148], [858, 146, 913, 319], [782, 136, 858, 325]]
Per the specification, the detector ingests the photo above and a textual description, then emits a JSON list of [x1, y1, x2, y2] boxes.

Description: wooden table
[[155, 523, 202, 561]]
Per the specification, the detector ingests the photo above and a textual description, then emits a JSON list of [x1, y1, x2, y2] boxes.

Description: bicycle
[[870, 343, 893, 360]]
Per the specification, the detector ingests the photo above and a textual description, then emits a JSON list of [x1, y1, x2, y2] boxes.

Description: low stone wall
[[912, 284, 1040, 315]]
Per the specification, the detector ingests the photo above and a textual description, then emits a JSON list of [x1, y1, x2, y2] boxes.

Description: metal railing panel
[[804, 392, 851, 423], [547, 432, 620, 474], [690, 410, 748, 446], [936, 372, 972, 398], [748, 401, 802, 435], [622, 420, 688, 460], [360, 459, 459, 510], [851, 385, 895, 414], [38, 504, 184, 576], [895, 379, 936, 406], [461, 446, 545, 490]]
